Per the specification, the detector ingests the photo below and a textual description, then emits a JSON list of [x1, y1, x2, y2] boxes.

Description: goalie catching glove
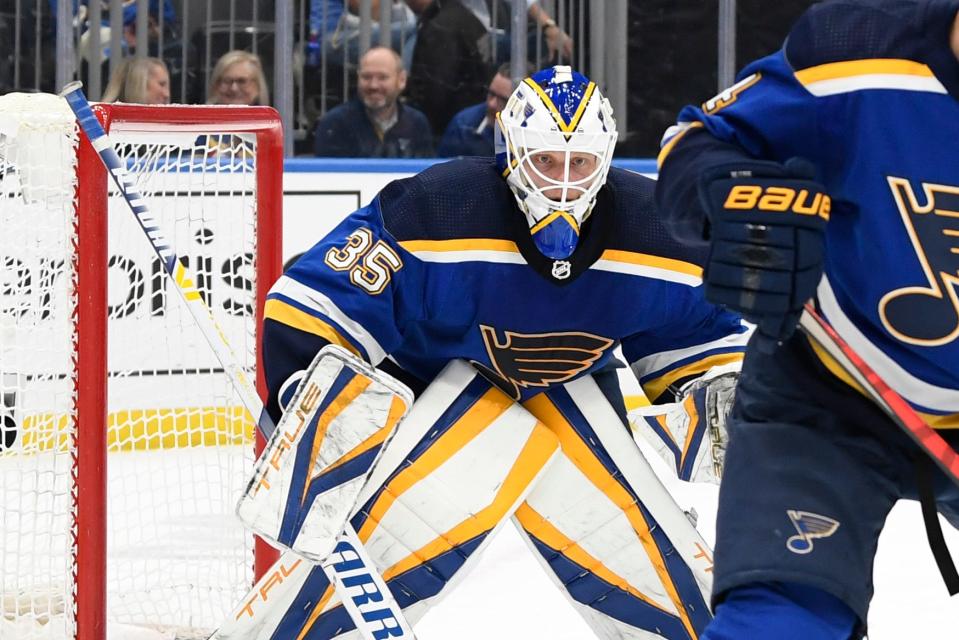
[[629, 367, 738, 484]]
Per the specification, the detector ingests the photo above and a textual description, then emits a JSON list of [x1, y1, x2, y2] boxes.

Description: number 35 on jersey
[[324, 227, 403, 294]]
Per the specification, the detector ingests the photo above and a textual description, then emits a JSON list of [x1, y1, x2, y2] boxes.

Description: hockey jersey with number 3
[[658, 0, 959, 425]]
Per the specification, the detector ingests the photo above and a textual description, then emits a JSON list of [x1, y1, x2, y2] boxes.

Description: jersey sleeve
[[262, 197, 424, 420], [622, 286, 750, 403], [654, 46, 830, 244]]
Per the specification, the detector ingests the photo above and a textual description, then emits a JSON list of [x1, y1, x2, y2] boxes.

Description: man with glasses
[[437, 62, 514, 157]]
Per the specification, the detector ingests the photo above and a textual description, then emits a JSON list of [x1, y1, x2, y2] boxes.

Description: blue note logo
[[786, 509, 840, 554], [880, 177, 959, 346]]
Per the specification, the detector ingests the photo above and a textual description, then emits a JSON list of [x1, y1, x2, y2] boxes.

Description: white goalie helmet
[[495, 65, 618, 259]]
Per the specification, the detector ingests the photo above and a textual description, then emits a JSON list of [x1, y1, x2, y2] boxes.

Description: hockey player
[[246, 65, 750, 639], [654, 1, 959, 638]]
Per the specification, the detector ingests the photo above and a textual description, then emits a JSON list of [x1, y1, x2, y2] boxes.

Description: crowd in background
[[0, 0, 816, 158]]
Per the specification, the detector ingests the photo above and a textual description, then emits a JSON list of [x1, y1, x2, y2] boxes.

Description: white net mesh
[[0, 94, 265, 639]]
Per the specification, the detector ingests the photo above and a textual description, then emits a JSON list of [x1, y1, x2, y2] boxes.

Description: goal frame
[[73, 103, 283, 640]]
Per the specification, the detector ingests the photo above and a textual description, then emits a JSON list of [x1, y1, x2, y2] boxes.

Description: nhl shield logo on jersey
[[551, 260, 571, 280], [785, 509, 840, 554], [880, 177, 959, 347], [473, 325, 614, 399]]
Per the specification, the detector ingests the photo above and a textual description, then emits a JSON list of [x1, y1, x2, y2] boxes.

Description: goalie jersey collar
[[510, 187, 613, 285]]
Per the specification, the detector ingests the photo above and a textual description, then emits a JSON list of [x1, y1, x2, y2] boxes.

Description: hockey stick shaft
[[60, 83, 415, 639], [799, 303, 959, 486], [61, 81, 274, 437]]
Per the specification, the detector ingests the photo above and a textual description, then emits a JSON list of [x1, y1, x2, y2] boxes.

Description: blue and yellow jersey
[[658, 0, 959, 424], [264, 157, 748, 413]]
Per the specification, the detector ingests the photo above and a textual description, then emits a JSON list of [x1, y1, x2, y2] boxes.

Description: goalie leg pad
[[214, 360, 560, 639], [516, 374, 714, 639]]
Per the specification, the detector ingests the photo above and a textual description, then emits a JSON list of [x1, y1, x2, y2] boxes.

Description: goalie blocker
[[214, 352, 715, 639]]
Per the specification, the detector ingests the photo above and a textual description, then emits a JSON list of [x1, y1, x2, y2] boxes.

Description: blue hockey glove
[[698, 158, 830, 350]]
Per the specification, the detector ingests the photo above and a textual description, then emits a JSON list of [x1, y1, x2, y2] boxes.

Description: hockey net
[[0, 94, 282, 640]]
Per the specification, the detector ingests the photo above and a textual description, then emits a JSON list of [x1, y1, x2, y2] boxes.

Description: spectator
[[436, 62, 511, 157], [207, 50, 269, 106], [101, 57, 170, 104], [404, 0, 492, 139], [62, 1, 178, 63], [458, 0, 572, 63], [314, 46, 433, 158], [307, 1, 416, 67]]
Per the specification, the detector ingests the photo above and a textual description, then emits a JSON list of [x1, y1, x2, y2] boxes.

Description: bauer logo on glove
[[722, 183, 831, 220]]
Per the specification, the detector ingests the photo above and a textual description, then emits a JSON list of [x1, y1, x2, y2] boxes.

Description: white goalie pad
[[515, 375, 715, 639], [237, 344, 414, 561], [213, 360, 561, 640], [628, 367, 738, 485]]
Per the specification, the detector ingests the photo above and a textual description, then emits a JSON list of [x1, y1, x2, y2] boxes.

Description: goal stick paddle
[[59, 82, 417, 639], [798, 303, 959, 487]]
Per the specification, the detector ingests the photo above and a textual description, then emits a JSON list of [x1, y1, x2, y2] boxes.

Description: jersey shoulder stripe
[[397, 238, 526, 265], [794, 58, 947, 96], [592, 250, 702, 287], [602, 168, 709, 269]]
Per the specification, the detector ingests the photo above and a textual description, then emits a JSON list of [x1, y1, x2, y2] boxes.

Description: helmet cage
[[497, 71, 618, 258]]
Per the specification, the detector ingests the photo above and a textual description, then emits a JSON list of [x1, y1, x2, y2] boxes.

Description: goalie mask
[[496, 65, 618, 259]]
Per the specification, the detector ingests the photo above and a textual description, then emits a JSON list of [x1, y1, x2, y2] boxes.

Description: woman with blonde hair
[[207, 50, 270, 106], [101, 57, 171, 104]]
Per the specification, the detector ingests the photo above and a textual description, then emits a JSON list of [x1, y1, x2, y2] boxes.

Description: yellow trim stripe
[[301, 375, 372, 506], [297, 582, 338, 640], [264, 299, 361, 357], [679, 394, 700, 469], [599, 249, 703, 278], [318, 395, 410, 477], [523, 78, 597, 134], [496, 111, 520, 178], [297, 401, 554, 639], [355, 387, 515, 545], [530, 210, 580, 236], [398, 238, 521, 254], [805, 336, 959, 430], [657, 122, 704, 169], [523, 394, 699, 640], [794, 58, 935, 85], [643, 352, 744, 404], [624, 394, 650, 411], [382, 422, 558, 580], [514, 502, 675, 615]]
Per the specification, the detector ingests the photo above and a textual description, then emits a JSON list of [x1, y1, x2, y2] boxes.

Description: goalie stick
[[59, 82, 416, 638]]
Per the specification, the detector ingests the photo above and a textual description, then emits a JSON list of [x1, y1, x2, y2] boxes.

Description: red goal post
[[0, 96, 282, 640]]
